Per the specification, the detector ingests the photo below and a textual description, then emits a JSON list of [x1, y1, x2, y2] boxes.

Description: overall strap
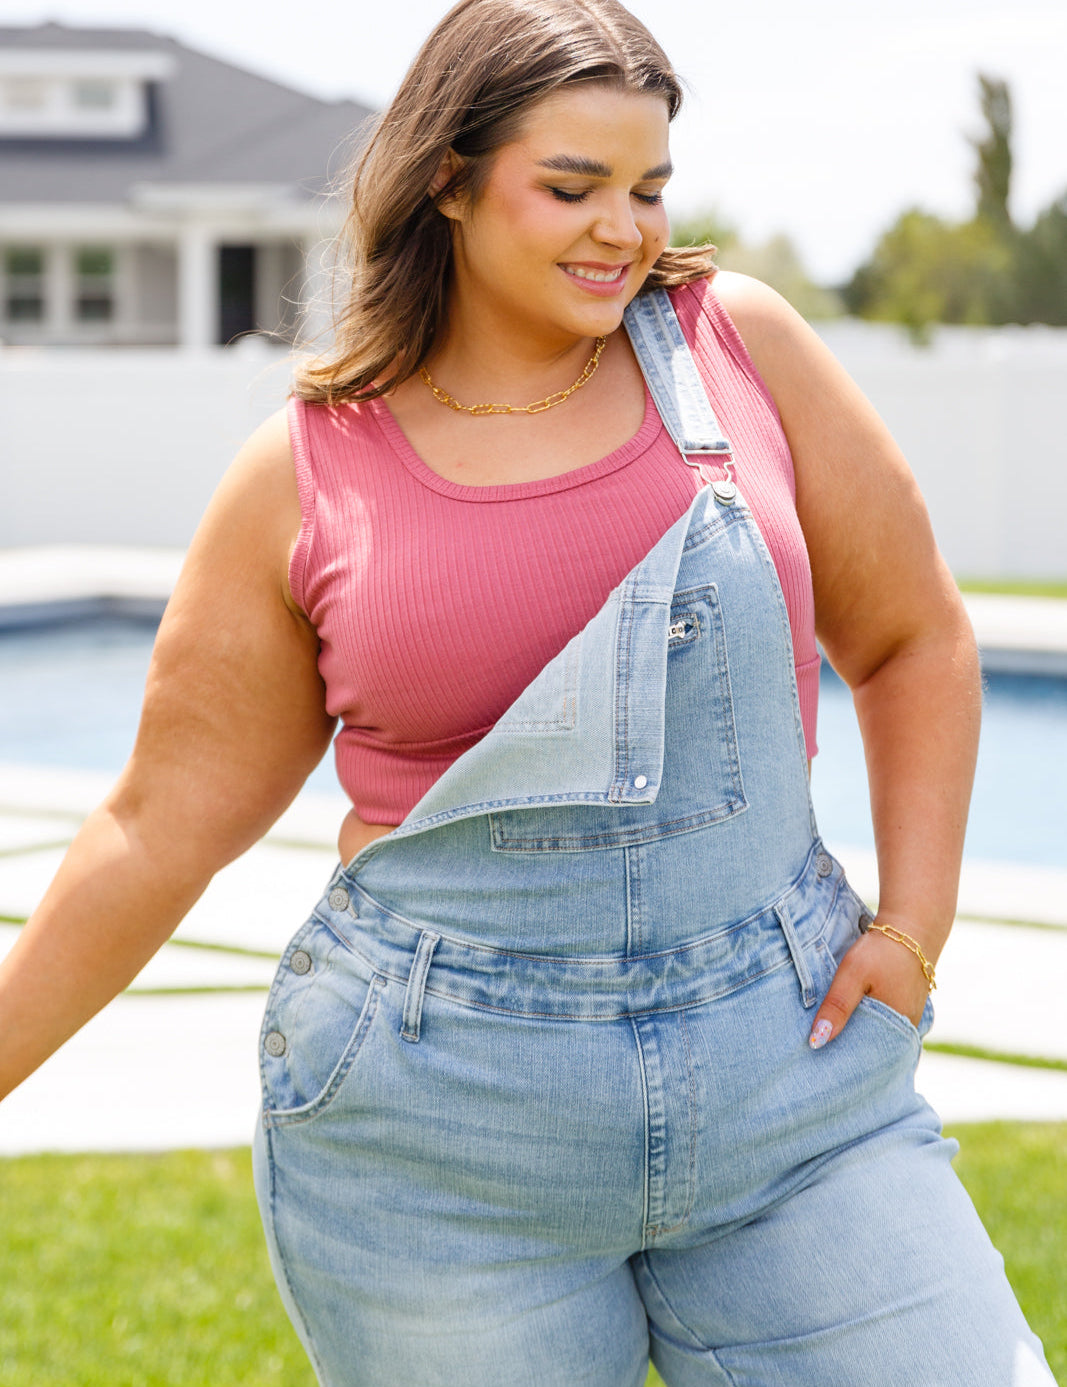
[[623, 289, 733, 456]]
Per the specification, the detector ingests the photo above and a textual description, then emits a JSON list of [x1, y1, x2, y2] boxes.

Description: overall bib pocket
[[259, 914, 386, 1126], [488, 583, 746, 852]]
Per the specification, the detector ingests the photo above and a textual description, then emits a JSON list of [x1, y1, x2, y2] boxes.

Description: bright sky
[[6, 0, 1067, 282]]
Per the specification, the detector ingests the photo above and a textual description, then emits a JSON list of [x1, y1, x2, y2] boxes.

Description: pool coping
[[0, 545, 180, 629], [2, 544, 1066, 673]]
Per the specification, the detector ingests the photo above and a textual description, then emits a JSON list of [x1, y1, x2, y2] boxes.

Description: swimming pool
[[1, 617, 1064, 870]]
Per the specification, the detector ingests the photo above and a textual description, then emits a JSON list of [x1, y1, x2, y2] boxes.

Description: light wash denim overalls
[[253, 293, 1053, 1387]]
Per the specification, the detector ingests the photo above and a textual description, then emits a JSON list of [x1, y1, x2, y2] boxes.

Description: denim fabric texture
[[253, 292, 1055, 1386]]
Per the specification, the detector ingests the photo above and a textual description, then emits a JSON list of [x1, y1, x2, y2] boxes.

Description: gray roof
[[0, 23, 375, 203]]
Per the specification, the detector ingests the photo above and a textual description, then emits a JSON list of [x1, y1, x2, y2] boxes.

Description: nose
[[592, 194, 643, 251]]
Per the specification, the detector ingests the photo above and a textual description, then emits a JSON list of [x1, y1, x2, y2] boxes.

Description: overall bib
[[253, 294, 1053, 1387]]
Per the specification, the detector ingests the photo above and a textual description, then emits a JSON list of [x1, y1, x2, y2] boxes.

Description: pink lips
[[559, 262, 632, 297]]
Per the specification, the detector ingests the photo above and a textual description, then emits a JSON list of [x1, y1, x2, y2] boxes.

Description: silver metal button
[[633, 775, 648, 790], [290, 950, 312, 976], [264, 1031, 286, 1058], [712, 479, 737, 504], [815, 853, 833, 878], [328, 887, 349, 911]]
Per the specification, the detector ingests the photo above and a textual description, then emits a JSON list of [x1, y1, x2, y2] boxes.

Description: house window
[[3, 247, 45, 322], [2, 78, 48, 111], [72, 79, 117, 111], [75, 246, 114, 322]]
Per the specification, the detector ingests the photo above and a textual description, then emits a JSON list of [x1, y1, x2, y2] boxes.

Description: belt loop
[[775, 904, 816, 1008], [401, 931, 440, 1043]]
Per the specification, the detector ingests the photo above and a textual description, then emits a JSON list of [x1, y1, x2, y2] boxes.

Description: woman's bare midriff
[[339, 807, 394, 865]]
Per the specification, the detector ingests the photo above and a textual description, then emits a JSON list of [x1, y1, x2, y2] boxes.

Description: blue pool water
[[815, 665, 1067, 870], [1, 617, 1064, 870]]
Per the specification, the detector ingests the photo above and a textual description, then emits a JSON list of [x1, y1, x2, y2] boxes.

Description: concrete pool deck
[[0, 549, 1065, 1152], [0, 775, 1065, 1154]]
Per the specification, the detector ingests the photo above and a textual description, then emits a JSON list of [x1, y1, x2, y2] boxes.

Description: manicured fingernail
[[809, 1019, 833, 1050]]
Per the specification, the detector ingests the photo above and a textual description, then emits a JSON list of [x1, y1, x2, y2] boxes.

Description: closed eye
[[549, 187, 665, 206]]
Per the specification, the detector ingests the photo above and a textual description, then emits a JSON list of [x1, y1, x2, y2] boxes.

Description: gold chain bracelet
[[861, 919, 937, 991]]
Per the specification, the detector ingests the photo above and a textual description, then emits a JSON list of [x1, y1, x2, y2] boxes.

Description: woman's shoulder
[[662, 272, 802, 417], [210, 407, 301, 538], [695, 271, 820, 378], [195, 406, 293, 507], [666, 271, 846, 433], [664, 270, 793, 355]]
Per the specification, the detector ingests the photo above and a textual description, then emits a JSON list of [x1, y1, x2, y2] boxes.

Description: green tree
[[670, 208, 739, 258], [845, 72, 1023, 332], [971, 74, 1014, 231], [671, 211, 842, 320], [1013, 191, 1067, 325], [843, 208, 1014, 334]]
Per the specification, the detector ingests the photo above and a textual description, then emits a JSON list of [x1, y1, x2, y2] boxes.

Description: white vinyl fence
[[2, 322, 1066, 579]]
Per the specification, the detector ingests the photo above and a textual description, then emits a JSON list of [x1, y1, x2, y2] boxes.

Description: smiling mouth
[[562, 265, 629, 283]]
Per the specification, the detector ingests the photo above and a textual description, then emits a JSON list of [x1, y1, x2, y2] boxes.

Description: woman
[[0, 1, 1056, 1383]]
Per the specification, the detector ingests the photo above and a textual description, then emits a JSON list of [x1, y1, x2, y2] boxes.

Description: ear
[[429, 149, 466, 219]]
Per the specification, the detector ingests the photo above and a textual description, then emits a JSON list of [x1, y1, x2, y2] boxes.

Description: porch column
[[44, 242, 73, 340], [177, 224, 216, 347]]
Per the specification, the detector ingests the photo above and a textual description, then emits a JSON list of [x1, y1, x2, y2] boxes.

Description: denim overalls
[[253, 294, 1053, 1387]]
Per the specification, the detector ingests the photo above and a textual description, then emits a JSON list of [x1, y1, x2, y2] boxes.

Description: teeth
[[567, 265, 626, 283]]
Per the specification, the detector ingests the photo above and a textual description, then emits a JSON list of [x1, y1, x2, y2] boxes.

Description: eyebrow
[[537, 155, 673, 180]]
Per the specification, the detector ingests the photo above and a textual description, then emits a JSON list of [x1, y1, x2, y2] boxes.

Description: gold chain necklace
[[418, 336, 607, 416]]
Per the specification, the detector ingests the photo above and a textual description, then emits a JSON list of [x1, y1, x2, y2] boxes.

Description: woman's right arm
[[0, 408, 336, 1100]]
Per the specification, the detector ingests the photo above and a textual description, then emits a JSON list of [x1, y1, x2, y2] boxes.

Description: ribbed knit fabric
[[289, 277, 820, 825]]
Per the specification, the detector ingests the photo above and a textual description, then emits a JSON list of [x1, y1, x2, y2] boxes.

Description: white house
[[0, 23, 373, 348]]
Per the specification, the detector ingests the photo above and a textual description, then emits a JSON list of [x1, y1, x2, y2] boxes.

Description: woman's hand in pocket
[[808, 919, 933, 1049]]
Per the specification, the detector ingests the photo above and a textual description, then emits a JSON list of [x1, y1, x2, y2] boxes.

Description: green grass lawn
[[957, 579, 1067, 600], [1, 1124, 1063, 1385]]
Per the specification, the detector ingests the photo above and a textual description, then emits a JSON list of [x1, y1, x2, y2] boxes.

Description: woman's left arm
[[713, 271, 981, 1041]]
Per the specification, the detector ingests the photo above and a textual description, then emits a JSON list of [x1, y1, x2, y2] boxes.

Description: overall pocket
[[488, 583, 747, 852], [812, 871, 934, 1042], [259, 914, 386, 1126]]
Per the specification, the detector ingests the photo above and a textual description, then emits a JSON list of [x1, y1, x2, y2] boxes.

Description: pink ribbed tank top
[[288, 277, 820, 825]]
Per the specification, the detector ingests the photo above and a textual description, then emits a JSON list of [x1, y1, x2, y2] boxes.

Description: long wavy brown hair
[[292, 0, 717, 405]]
